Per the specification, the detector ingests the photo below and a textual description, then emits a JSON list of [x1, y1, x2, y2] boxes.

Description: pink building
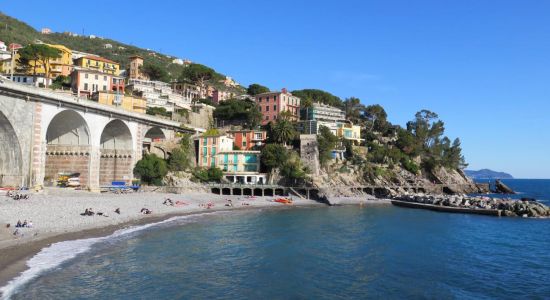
[[254, 88, 301, 125]]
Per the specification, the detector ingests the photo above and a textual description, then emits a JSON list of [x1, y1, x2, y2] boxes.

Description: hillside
[[465, 169, 514, 179], [0, 12, 244, 94]]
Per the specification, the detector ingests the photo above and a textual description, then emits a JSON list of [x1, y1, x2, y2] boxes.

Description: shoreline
[[0, 190, 387, 293]]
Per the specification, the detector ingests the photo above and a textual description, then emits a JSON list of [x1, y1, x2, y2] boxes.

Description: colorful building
[[128, 55, 147, 80], [11, 44, 72, 78], [336, 123, 363, 145], [216, 150, 266, 184], [254, 88, 301, 125], [196, 135, 234, 168], [195, 135, 266, 184], [228, 130, 267, 150], [71, 68, 123, 97], [74, 55, 120, 76], [91, 91, 147, 114]]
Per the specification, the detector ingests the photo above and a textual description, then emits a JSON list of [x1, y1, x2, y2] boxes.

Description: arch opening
[[0, 111, 23, 186], [44, 110, 91, 187], [100, 119, 134, 186], [143, 126, 167, 158]]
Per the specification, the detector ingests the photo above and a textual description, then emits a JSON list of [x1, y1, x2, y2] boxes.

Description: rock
[[494, 179, 516, 194]]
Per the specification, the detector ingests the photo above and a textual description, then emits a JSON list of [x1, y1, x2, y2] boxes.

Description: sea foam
[[0, 211, 228, 300]]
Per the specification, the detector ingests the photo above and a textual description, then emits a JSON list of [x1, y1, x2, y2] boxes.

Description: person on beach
[[28, 220, 33, 228], [15, 220, 22, 228], [115, 208, 121, 214], [22, 220, 27, 227]]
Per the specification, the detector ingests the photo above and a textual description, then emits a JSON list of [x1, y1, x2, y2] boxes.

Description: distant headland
[[465, 169, 514, 179]]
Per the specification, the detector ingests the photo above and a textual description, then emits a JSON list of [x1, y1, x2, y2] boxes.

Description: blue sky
[[2, 0, 550, 178]]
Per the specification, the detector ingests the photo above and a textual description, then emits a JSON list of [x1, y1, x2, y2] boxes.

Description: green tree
[[261, 144, 289, 170], [213, 99, 262, 129], [291, 89, 342, 107], [50, 75, 71, 90], [317, 126, 339, 166], [167, 135, 192, 171], [133, 154, 168, 185], [141, 63, 170, 82], [247, 83, 270, 95], [16, 44, 61, 86], [178, 63, 216, 92], [406, 110, 445, 150], [343, 97, 365, 123], [364, 104, 388, 132], [146, 107, 171, 117], [271, 119, 296, 146]]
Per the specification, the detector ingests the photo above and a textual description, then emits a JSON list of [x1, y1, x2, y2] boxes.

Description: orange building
[[228, 130, 267, 150]]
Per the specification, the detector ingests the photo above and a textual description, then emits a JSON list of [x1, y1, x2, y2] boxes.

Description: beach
[[0, 188, 388, 291]]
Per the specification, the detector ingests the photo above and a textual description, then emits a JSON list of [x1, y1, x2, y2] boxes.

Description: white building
[[0, 41, 10, 60], [104, 44, 113, 49], [7, 74, 52, 87], [41, 28, 52, 34], [127, 78, 192, 112], [300, 103, 347, 135], [172, 58, 184, 65]]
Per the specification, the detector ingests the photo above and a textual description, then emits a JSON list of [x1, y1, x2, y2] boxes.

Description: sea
[[2, 179, 550, 299]]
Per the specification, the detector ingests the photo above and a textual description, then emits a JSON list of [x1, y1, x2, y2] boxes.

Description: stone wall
[[99, 150, 134, 185], [44, 145, 91, 187]]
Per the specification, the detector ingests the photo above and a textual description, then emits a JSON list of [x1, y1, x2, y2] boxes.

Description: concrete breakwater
[[392, 194, 550, 218]]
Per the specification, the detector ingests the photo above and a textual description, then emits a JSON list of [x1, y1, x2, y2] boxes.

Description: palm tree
[[272, 119, 296, 146]]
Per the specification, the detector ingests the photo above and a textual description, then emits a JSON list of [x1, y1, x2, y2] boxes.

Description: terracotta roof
[[81, 55, 119, 65]]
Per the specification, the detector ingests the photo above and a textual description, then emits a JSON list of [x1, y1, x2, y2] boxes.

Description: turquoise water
[[4, 180, 550, 299]]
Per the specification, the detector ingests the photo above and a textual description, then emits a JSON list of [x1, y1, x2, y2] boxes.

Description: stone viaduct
[[0, 79, 191, 190]]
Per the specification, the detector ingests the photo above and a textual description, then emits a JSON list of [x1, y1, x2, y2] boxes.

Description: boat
[[274, 198, 293, 204]]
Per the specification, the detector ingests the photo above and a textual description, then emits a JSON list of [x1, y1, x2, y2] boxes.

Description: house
[[195, 135, 267, 184], [71, 68, 123, 98], [171, 81, 200, 102], [336, 123, 363, 145], [212, 89, 235, 104], [73, 55, 120, 76], [127, 78, 191, 111], [228, 130, 267, 150], [104, 44, 113, 49], [10, 44, 73, 78], [6, 74, 52, 87], [254, 88, 301, 125], [172, 58, 184, 65], [128, 55, 147, 80], [300, 103, 346, 135], [0, 41, 10, 60], [41, 28, 52, 34], [91, 91, 147, 114]]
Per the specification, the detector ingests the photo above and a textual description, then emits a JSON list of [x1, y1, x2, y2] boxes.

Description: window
[[273, 105, 277, 111], [258, 97, 262, 102], [84, 83, 88, 90], [265, 116, 269, 120], [85, 73, 88, 79], [103, 85, 107, 91], [274, 95, 277, 101], [254, 133, 263, 140], [104, 76, 107, 81], [203, 138, 207, 145], [266, 106, 269, 112], [203, 147, 208, 156], [23, 77, 27, 83], [95, 75, 98, 80], [242, 141, 247, 148]]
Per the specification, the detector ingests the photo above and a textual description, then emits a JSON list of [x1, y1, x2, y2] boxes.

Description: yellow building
[[336, 123, 364, 145], [13, 44, 73, 78], [74, 55, 120, 76], [91, 91, 147, 114]]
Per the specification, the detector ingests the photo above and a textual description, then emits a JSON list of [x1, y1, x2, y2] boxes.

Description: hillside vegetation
[[0, 12, 243, 93]]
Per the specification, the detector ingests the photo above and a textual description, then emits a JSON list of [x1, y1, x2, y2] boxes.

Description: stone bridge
[[0, 79, 192, 190]]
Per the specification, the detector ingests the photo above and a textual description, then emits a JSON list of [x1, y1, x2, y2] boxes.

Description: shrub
[[133, 154, 168, 185]]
